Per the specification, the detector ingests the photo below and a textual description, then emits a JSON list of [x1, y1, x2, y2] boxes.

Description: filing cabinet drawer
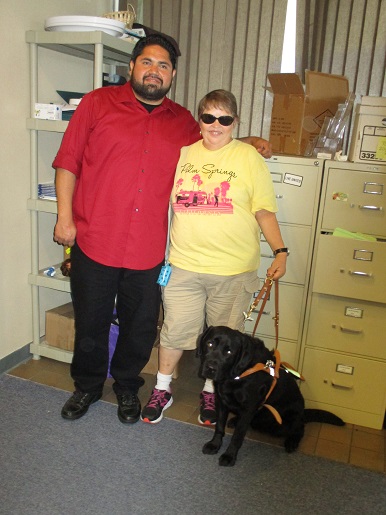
[[260, 224, 312, 286], [313, 234, 386, 303], [267, 160, 321, 226], [306, 293, 386, 359], [300, 347, 386, 418], [244, 283, 304, 341], [321, 167, 385, 236]]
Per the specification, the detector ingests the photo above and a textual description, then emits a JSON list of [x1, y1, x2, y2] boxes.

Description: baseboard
[[0, 344, 31, 374]]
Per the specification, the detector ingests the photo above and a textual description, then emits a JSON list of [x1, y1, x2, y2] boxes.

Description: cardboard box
[[348, 96, 386, 164], [45, 303, 75, 351], [45, 303, 178, 378], [267, 71, 349, 155]]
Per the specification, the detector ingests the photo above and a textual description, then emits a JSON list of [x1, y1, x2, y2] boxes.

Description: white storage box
[[348, 96, 386, 164], [34, 103, 62, 120]]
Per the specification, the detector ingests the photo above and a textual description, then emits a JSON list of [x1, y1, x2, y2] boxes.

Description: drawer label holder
[[336, 364, 354, 375]]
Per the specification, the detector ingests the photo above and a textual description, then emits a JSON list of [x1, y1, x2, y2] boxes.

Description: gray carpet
[[1, 374, 385, 515]]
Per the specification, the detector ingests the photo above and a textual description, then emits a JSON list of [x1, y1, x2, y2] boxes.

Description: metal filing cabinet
[[299, 160, 386, 429], [244, 156, 323, 367]]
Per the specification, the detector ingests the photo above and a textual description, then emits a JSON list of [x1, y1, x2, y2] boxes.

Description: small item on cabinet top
[[267, 71, 349, 156], [34, 103, 62, 120], [57, 90, 85, 121], [38, 181, 56, 200], [44, 16, 126, 37], [308, 92, 355, 159], [348, 96, 386, 164], [43, 266, 56, 277], [60, 258, 71, 277], [103, 73, 127, 86], [103, 3, 136, 30]]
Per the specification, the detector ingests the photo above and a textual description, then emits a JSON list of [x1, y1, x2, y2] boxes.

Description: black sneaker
[[198, 391, 216, 425], [141, 388, 173, 424], [117, 392, 141, 424], [61, 390, 102, 420]]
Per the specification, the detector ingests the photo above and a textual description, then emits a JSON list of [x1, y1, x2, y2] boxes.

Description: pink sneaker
[[198, 391, 216, 425], [141, 388, 173, 424]]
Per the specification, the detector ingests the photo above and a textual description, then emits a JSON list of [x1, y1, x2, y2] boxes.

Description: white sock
[[155, 372, 173, 393], [202, 379, 214, 393]]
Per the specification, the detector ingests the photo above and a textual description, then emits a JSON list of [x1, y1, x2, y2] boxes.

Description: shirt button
[[138, 189, 142, 192], [134, 208, 139, 212], [144, 150, 149, 153]]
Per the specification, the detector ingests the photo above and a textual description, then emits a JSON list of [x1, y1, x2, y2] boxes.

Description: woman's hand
[[266, 253, 287, 280]]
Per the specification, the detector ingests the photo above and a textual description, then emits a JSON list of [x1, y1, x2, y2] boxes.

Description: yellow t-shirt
[[169, 139, 277, 275]]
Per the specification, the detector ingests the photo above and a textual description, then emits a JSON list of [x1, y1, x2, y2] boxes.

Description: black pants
[[70, 243, 162, 395]]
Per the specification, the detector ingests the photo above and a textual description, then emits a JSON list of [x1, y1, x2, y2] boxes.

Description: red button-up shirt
[[53, 82, 200, 269]]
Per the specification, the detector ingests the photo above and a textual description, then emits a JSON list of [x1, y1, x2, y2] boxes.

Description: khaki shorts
[[160, 266, 260, 350]]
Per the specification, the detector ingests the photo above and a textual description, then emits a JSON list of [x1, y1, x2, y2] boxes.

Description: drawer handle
[[348, 270, 373, 278], [275, 194, 284, 199], [358, 205, 383, 211], [261, 252, 275, 259], [331, 381, 353, 390], [262, 311, 272, 316], [339, 326, 363, 335]]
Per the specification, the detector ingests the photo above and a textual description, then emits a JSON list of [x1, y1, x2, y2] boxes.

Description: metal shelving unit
[[27, 30, 134, 361]]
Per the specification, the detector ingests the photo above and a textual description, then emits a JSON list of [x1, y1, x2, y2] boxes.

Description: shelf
[[28, 198, 57, 213], [27, 118, 68, 132], [29, 264, 71, 293], [26, 30, 135, 66], [30, 339, 73, 362]]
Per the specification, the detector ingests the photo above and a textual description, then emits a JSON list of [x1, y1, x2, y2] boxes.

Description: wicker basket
[[103, 3, 136, 30]]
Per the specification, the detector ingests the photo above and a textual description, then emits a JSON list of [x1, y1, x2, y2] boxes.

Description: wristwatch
[[273, 247, 290, 256]]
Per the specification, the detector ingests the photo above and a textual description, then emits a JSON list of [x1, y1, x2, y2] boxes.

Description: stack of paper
[[38, 182, 56, 201], [333, 227, 376, 241]]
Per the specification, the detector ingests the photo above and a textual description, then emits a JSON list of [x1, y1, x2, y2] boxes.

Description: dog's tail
[[304, 409, 345, 426]]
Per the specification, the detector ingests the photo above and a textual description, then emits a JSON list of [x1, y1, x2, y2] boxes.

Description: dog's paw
[[284, 437, 300, 453], [202, 441, 221, 455], [219, 452, 236, 467]]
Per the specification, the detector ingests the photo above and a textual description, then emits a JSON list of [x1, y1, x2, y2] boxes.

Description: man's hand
[[238, 136, 273, 158], [253, 137, 273, 159], [54, 219, 77, 247]]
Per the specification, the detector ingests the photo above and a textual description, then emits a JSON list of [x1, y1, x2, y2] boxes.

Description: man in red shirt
[[53, 34, 272, 423]]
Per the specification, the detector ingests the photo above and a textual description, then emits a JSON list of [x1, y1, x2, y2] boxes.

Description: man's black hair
[[131, 34, 178, 70]]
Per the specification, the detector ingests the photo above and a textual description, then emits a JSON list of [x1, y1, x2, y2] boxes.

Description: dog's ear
[[231, 333, 256, 377], [196, 326, 212, 357]]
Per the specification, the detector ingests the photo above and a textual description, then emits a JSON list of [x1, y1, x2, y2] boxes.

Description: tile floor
[[8, 351, 386, 474]]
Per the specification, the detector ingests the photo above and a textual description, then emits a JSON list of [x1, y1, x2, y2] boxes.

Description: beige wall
[[0, 0, 112, 362]]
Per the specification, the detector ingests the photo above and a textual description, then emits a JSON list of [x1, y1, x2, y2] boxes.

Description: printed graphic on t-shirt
[[173, 162, 236, 214]]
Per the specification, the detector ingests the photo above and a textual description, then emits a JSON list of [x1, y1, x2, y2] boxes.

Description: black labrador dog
[[199, 326, 344, 467]]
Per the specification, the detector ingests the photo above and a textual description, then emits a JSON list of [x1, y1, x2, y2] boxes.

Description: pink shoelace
[[201, 391, 215, 411], [147, 389, 170, 408]]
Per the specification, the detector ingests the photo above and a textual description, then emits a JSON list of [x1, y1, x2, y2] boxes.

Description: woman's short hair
[[197, 90, 239, 121], [131, 34, 178, 70]]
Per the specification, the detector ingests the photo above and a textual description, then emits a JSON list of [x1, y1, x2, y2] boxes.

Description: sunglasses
[[200, 113, 235, 126]]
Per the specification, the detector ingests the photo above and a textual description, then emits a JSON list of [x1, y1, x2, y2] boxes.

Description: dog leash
[[244, 275, 303, 377], [243, 275, 279, 348], [243, 273, 304, 377]]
